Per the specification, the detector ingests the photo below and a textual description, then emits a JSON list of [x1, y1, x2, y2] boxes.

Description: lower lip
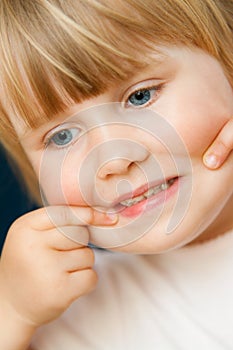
[[117, 177, 180, 218]]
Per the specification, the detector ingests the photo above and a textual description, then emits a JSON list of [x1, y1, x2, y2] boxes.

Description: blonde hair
[[0, 0, 232, 202]]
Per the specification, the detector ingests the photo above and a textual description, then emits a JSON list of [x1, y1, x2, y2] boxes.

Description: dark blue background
[[0, 145, 38, 254]]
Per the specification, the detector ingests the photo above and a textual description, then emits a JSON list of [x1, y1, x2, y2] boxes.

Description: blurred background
[[0, 145, 38, 254]]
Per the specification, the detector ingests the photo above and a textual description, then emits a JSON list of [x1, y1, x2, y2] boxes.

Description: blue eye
[[51, 129, 72, 146], [128, 89, 151, 106], [47, 128, 81, 147], [126, 85, 161, 108]]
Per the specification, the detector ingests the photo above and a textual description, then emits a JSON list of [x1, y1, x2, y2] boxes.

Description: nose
[[96, 138, 150, 180], [98, 158, 134, 179]]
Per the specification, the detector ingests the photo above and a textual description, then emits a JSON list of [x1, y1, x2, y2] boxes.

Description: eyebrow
[[19, 53, 171, 138]]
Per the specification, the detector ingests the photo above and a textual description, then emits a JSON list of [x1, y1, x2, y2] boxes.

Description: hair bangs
[[0, 0, 232, 130], [2, 0, 227, 131], [0, 0, 232, 199], [0, 0, 164, 132]]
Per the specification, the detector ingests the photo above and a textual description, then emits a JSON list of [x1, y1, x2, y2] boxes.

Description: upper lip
[[112, 176, 178, 208]]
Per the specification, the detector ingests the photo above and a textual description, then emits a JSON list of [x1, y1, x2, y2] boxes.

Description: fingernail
[[106, 211, 118, 223], [204, 154, 219, 168]]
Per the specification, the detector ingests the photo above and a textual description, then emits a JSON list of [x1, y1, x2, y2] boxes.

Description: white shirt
[[32, 230, 233, 350]]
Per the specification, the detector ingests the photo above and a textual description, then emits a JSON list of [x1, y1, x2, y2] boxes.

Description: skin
[[203, 118, 233, 170], [16, 46, 233, 252], [0, 45, 233, 349], [0, 206, 117, 350]]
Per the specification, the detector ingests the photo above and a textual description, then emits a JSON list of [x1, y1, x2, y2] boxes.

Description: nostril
[[97, 159, 134, 179]]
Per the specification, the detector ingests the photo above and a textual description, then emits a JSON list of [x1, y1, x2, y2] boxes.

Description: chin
[[110, 217, 213, 254]]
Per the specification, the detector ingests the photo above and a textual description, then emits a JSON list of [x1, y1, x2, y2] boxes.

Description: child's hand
[[0, 206, 116, 329], [203, 118, 233, 169]]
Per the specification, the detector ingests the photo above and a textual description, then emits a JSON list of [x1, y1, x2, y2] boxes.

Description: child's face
[[12, 46, 233, 253]]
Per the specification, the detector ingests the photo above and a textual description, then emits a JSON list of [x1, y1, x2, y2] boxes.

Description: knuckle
[[10, 214, 28, 232], [7, 215, 35, 248], [80, 269, 98, 296], [80, 208, 93, 225], [84, 247, 95, 266], [58, 206, 71, 226], [218, 139, 228, 150], [86, 268, 98, 288], [69, 269, 98, 302], [91, 209, 98, 224]]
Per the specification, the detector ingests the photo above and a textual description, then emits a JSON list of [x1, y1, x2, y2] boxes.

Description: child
[[0, 0, 233, 349]]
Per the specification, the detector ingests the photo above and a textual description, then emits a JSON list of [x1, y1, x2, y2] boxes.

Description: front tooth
[[144, 188, 155, 198], [135, 195, 145, 202], [121, 194, 145, 207], [130, 198, 139, 205], [120, 198, 134, 207], [152, 186, 163, 195], [160, 182, 169, 191], [120, 180, 173, 207]]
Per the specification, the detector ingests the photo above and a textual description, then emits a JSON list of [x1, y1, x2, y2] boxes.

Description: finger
[[25, 206, 118, 231], [67, 268, 98, 301], [47, 226, 90, 249], [58, 247, 95, 272], [203, 118, 233, 169]]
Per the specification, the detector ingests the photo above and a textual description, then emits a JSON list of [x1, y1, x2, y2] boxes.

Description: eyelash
[[124, 83, 164, 109], [42, 83, 164, 149], [44, 127, 82, 149]]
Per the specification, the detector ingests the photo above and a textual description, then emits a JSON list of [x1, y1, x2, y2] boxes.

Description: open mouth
[[118, 177, 177, 208]]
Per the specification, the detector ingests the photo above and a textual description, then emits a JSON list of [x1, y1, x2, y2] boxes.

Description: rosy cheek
[[175, 119, 221, 155], [37, 152, 84, 206], [41, 175, 86, 206], [61, 180, 85, 206], [59, 166, 87, 206], [165, 95, 232, 156]]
